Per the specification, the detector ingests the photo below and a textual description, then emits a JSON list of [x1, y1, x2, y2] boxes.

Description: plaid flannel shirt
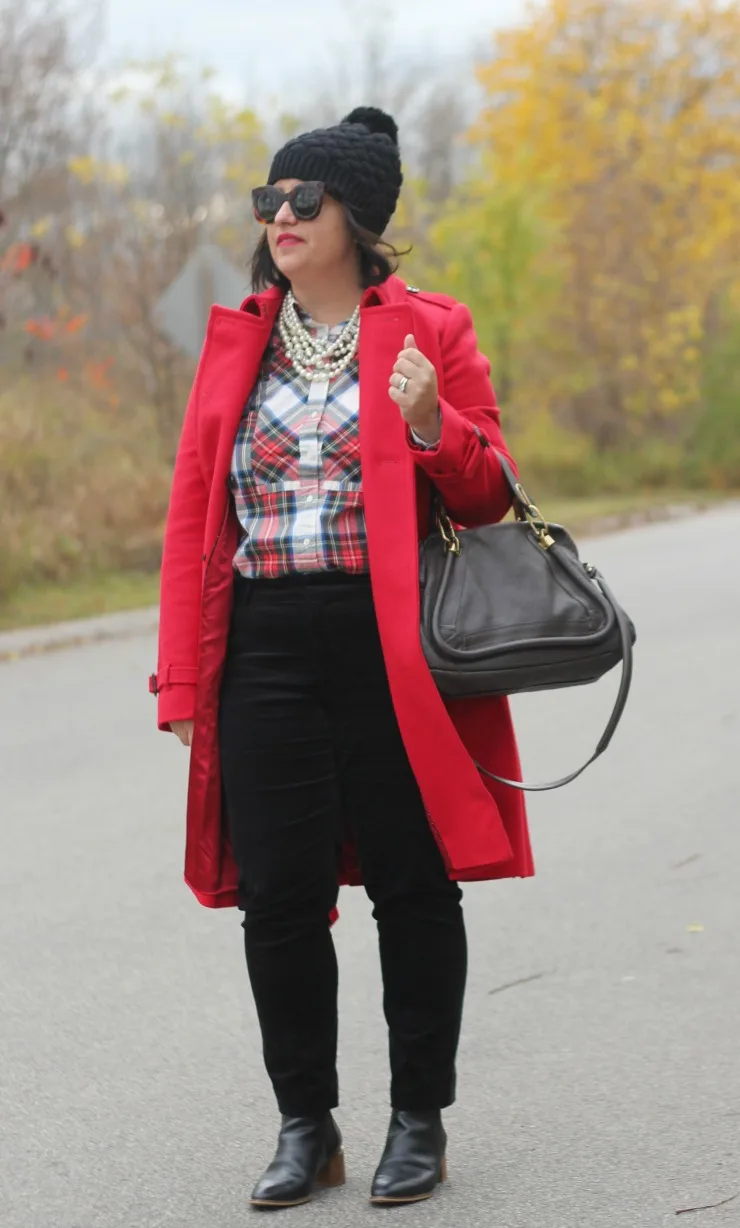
[[231, 309, 438, 578], [231, 312, 368, 578]]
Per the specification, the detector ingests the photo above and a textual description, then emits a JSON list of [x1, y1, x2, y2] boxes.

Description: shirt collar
[[294, 301, 349, 337]]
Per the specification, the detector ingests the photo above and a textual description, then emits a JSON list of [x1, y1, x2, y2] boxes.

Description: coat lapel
[[358, 286, 514, 873], [358, 297, 416, 589], [201, 292, 281, 493]]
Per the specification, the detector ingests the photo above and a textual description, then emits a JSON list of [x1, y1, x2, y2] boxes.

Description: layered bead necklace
[[278, 291, 360, 381]]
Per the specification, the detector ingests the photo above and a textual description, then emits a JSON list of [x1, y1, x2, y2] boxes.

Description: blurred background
[[2, 0, 739, 631]]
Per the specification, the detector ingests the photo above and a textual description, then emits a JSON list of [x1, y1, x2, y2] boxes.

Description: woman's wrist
[[409, 408, 442, 447]]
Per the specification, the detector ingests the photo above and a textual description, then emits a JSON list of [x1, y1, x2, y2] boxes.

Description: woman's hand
[[389, 334, 441, 445], [171, 720, 195, 747]]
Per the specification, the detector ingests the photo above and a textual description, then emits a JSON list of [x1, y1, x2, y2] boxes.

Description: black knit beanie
[[267, 106, 403, 238]]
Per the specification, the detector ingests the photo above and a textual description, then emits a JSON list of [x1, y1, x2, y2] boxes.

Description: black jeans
[[218, 571, 467, 1118]]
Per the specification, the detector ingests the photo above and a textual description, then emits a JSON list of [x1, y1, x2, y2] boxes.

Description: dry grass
[[0, 376, 171, 595], [0, 570, 161, 632], [544, 489, 723, 534]]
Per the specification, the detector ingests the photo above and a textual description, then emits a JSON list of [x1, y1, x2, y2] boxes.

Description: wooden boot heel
[[317, 1148, 346, 1188]]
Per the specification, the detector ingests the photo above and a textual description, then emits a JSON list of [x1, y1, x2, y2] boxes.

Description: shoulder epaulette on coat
[[406, 286, 456, 311]]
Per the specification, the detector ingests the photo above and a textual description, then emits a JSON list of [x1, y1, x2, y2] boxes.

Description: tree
[[0, 0, 103, 379], [430, 170, 560, 406], [474, 0, 740, 448], [0, 0, 96, 204]]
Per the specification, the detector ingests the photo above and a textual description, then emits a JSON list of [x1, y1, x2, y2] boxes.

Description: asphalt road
[[2, 508, 739, 1228]]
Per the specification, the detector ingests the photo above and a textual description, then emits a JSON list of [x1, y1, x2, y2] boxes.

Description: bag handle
[[431, 450, 635, 792], [431, 448, 557, 553]]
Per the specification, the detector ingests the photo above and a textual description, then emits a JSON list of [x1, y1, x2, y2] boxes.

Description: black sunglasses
[[251, 181, 330, 224]]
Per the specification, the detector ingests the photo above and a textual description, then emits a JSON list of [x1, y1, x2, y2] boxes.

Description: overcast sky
[[101, 0, 525, 107]]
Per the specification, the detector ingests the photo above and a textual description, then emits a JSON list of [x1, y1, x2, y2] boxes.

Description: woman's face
[[266, 179, 357, 284]]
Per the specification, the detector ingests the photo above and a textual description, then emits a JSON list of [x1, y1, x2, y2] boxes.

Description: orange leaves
[[19, 308, 114, 402], [2, 243, 37, 274], [22, 312, 88, 340], [64, 314, 88, 335], [24, 317, 57, 340], [50, 359, 118, 400], [83, 358, 114, 390]]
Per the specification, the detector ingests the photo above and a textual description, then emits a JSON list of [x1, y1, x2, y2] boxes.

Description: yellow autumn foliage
[[462, 0, 740, 459]]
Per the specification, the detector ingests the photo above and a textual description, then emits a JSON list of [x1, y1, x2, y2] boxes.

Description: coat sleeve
[[152, 377, 208, 732], [407, 302, 516, 527]]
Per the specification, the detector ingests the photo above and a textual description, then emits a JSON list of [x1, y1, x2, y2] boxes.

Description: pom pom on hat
[[341, 107, 399, 148]]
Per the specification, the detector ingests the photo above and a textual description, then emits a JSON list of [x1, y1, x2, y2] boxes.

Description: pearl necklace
[[279, 291, 360, 381]]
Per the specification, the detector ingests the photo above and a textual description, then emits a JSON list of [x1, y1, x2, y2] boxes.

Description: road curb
[[0, 606, 160, 664]]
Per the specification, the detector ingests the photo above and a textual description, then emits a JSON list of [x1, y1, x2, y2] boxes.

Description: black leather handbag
[[419, 454, 636, 791]]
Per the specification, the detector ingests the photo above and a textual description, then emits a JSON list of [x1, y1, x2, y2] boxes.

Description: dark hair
[[250, 204, 407, 292]]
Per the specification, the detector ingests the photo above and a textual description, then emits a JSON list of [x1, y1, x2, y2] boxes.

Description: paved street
[[1, 508, 739, 1228]]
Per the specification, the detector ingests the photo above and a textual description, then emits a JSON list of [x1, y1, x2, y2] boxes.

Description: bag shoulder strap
[[474, 565, 634, 792]]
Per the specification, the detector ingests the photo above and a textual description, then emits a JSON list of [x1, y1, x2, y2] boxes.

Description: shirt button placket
[[301, 325, 330, 565]]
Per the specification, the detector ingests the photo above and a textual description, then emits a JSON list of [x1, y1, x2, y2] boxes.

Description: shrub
[[0, 377, 172, 600]]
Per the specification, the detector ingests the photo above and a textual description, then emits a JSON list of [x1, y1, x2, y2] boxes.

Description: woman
[[151, 106, 534, 1209]]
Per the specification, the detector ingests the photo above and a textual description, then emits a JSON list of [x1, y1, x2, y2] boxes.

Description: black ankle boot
[[370, 1109, 447, 1205], [250, 1114, 345, 1209]]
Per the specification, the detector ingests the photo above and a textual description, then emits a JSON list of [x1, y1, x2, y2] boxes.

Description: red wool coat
[[152, 274, 534, 908]]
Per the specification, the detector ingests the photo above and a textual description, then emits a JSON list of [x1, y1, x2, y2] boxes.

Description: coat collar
[[238, 274, 409, 317]]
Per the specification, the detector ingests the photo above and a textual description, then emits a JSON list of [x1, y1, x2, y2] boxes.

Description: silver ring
[[398, 375, 409, 395]]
